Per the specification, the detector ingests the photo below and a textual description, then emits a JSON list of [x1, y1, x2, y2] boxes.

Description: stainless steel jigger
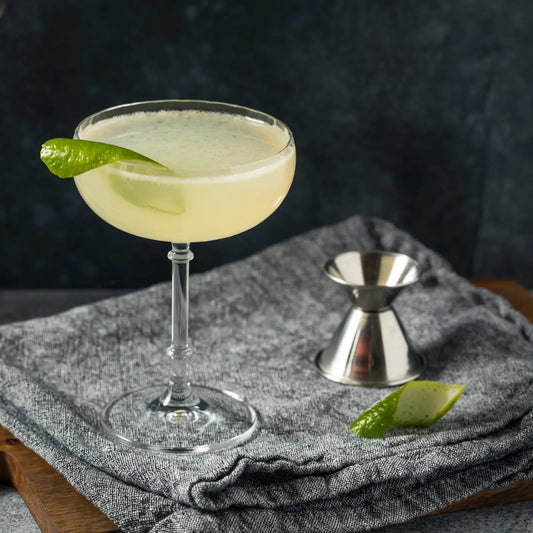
[[316, 250, 425, 387]]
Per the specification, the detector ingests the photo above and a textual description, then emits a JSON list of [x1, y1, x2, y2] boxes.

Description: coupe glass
[[73, 100, 296, 453]]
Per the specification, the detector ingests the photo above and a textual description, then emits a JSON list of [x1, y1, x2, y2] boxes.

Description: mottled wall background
[[1, 1, 532, 288]]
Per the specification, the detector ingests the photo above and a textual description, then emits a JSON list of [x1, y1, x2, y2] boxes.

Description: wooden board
[[0, 426, 119, 532], [1, 279, 532, 531]]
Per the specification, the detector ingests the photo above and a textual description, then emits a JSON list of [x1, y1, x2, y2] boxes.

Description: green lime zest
[[40, 138, 166, 178], [108, 174, 185, 215], [349, 386, 403, 438], [350, 381, 465, 438]]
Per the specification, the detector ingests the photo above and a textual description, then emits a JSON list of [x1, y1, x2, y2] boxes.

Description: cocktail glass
[[73, 100, 296, 454]]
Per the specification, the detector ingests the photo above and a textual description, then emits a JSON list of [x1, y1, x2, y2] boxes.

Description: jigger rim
[[325, 250, 421, 289]]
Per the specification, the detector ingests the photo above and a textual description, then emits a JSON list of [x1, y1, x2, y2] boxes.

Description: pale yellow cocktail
[[74, 107, 295, 242], [70, 100, 295, 454]]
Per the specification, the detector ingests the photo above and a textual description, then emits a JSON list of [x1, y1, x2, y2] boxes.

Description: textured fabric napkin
[[1, 216, 532, 533]]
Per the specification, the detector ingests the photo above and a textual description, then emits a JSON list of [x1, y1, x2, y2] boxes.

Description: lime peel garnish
[[40, 138, 166, 178], [350, 381, 465, 438]]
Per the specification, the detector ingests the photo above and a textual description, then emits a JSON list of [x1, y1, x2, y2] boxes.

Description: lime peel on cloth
[[350, 381, 465, 438]]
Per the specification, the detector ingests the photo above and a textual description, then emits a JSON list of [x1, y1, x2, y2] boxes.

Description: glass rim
[[73, 99, 295, 178]]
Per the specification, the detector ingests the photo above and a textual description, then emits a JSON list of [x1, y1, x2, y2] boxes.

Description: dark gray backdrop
[[1, 0, 532, 288]]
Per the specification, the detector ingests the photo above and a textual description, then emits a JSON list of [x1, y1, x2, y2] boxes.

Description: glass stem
[[161, 243, 195, 406]]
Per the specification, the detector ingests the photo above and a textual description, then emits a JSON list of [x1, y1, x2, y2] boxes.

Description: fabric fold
[[0, 215, 531, 532]]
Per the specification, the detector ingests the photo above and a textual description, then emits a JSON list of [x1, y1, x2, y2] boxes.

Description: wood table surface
[[1, 280, 532, 532]]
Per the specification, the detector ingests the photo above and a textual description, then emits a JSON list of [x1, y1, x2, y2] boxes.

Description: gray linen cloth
[[0, 216, 532, 533]]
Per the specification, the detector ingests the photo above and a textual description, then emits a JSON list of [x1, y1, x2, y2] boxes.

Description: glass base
[[101, 384, 259, 454]]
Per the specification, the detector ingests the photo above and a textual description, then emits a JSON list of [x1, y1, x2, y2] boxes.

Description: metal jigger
[[316, 250, 425, 387]]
